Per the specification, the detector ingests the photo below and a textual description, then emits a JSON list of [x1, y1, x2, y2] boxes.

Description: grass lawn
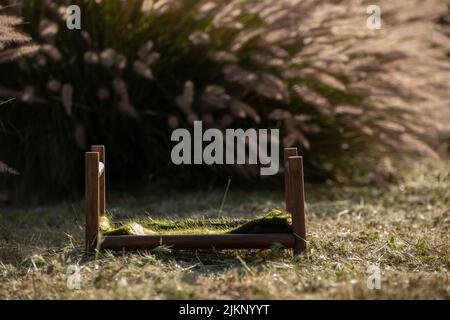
[[0, 163, 448, 299]]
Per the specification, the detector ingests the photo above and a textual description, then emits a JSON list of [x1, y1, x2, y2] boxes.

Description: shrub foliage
[[0, 0, 448, 199]]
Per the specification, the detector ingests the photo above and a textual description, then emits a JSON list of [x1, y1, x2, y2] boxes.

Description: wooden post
[[284, 148, 298, 213], [85, 152, 100, 253], [288, 156, 307, 255], [91, 145, 105, 215]]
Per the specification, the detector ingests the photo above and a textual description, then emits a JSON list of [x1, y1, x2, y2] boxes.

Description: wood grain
[[91, 145, 105, 216], [288, 156, 307, 254], [283, 147, 298, 213], [101, 233, 295, 250]]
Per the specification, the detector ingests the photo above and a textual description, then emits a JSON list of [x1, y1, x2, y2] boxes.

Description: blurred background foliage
[[0, 0, 449, 202]]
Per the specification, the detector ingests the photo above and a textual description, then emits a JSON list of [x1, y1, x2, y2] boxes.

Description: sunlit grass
[[0, 162, 448, 299]]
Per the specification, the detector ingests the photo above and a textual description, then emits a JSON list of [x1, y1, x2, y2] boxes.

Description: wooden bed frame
[[85, 146, 306, 255]]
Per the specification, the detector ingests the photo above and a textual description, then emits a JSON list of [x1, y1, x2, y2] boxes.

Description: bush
[[0, 0, 447, 201], [0, 8, 38, 180]]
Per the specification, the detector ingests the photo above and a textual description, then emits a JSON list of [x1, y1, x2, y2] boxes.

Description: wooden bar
[[283, 147, 298, 213], [91, 145, 105, 216], [288, 156, 307, 255], [101, 233, 295, 250], [85, 152, 100, 252]]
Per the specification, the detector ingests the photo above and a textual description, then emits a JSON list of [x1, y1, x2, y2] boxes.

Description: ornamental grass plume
[[0, 6, 38, 177], [0, 11, 38, 62], [0, 0, 449, 199]]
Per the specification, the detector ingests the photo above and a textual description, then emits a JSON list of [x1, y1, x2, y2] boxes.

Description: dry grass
[[0, 161, 448, 299]]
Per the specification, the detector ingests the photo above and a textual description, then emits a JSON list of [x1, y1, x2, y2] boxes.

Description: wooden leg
[[288, 156, 307, 255], [91, 145, 105, 216], [85, 152, 100, 253], [284, 148, 298, 213]]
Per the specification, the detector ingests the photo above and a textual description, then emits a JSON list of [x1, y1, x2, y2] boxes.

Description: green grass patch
[[100, 209, 292, 235]]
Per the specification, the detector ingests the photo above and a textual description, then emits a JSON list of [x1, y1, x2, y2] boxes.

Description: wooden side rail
[[85, 145, 307, 255], [102, 234, 295, 250], [287, 156, 307, 254], [91, 145, 106, 216], [85, 145, 105, 252]]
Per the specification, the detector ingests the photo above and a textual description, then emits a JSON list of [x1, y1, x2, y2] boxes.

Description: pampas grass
[[0, 0, 449, 199], [0, 11, 38, 62], [0, 7, 38, 177]]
